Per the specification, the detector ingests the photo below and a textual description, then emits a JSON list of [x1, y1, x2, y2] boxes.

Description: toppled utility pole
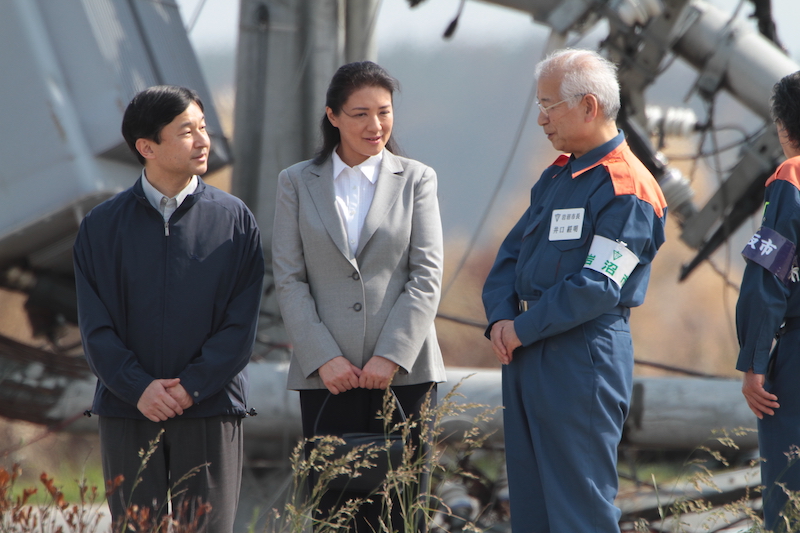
[[232, 0, 378, 355]]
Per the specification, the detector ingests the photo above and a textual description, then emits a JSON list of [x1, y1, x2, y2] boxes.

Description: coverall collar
[[565, 130, 625, 178]]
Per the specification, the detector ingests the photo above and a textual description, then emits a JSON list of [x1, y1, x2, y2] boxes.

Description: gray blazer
[[273, 150, 446, 390]]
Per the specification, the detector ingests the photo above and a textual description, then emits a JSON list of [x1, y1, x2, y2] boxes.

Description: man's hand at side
[[137, 378, 185, 422], [742, 369, 780, 419]]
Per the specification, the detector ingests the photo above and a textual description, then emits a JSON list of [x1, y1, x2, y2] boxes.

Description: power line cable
[[186, 0, 209, 33], [435, 313, 730, 378], [441, 63, 539, 302], [436, 312, 487, 330], [688, 97, 741, 347], [667, 126, 757, 161], [707, 107, 741, 343]]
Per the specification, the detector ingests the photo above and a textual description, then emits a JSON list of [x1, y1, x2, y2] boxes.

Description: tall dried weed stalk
[[636, 428, 800, 533], [259, 376, 499, 533], [1, 377, 498, 533], [1, 428, 208, 533]]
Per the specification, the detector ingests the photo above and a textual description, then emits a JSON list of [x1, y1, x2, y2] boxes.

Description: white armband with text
[[583, 235, 639, 287]]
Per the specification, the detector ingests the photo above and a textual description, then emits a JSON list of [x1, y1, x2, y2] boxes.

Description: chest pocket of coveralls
[[547, 211, 593, 281], [549, 209, 592, 250]]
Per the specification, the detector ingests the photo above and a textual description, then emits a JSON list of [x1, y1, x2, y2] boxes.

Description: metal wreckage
[[0, 0, 793, 530]]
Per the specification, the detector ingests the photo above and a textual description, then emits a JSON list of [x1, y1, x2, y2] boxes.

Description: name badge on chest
[[549, 208, 585, 241]]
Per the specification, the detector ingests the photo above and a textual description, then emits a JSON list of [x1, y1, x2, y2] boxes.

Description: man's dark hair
[[771, 71, 800, 150], [313, 61, 400, 165], [121, 85, 204, 165]]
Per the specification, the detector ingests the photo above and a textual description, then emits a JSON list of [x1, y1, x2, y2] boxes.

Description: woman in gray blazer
[[272, 61, 446, 531]]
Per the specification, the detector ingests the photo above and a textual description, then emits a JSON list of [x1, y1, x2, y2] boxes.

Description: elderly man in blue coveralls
[[482, 48, 667, 533], [737, 71, 800, 532]]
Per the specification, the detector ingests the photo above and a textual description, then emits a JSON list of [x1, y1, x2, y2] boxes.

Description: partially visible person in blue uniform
[[482, 48, 667, 533], [737, 71, 800, 532]]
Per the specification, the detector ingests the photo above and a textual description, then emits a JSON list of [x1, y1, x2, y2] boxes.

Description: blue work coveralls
[[736, 156, 800, 530], [483, 132, 667, 533]]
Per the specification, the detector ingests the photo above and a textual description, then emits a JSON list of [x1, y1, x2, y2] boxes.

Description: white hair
[[535, 48, 621, 121]]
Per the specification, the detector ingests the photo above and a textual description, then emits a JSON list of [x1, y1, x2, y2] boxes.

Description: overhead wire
[[0, 411, 87, 458], [667, 126, 759, 161], [707, 257, 741, 293], [711, 138, 743, 349], [695, 97, 741, 343], [440, 57, 539, 303], [434, 314, 729, 378], [679, 0, 747, 184], [185, 0, 209, 33]]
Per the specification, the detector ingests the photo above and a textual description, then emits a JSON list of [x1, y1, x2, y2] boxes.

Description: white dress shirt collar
[[331, 148, 383, 184], [141, 171, 198, 221], [330, 149, 383, 257]]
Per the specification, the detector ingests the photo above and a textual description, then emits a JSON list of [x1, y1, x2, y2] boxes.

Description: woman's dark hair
[[312, 61, 400, 165], [771, 71, 800, 151], [121, 85, 204, 165]]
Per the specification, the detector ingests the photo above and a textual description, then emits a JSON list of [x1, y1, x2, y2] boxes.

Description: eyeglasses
[[536, 94, 586, 117]]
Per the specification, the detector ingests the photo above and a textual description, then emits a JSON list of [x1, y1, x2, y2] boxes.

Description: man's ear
[[583, 94, 601, 123], [135, 138, 157, 161]]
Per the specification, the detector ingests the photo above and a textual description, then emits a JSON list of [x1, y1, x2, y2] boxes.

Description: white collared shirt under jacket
[[141, 171, 199, 222], [331, 149, 382, 257]]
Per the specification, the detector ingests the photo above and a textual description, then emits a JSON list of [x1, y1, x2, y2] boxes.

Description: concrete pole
[[230, 0, 270, 212], [345, 0, 379, 63], [231, 0, 379, 226], [57, 363, 759, 454], [231, 0, 378, 355]]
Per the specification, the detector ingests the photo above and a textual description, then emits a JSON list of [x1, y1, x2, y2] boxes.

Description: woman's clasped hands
[[319, 355, 399, 394]]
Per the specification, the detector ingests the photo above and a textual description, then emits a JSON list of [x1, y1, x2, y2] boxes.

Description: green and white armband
[[583, 235, 639, 288]]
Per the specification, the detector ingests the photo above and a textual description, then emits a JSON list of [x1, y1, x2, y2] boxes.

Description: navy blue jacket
[[483, 133, 667, 346], [74, 177, 264, 419]]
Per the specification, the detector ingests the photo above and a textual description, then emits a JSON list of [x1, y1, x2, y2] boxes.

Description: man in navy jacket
[[482, 49, 666, 532], [74, 85, 264, 531]]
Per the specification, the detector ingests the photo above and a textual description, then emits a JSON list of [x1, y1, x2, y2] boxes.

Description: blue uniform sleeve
[[736, 179, 800, 374], [482, 206, 530, 337], [513, 194, 665, 347], [74, 217, 154, 406], [177, 209, 265, 403]]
